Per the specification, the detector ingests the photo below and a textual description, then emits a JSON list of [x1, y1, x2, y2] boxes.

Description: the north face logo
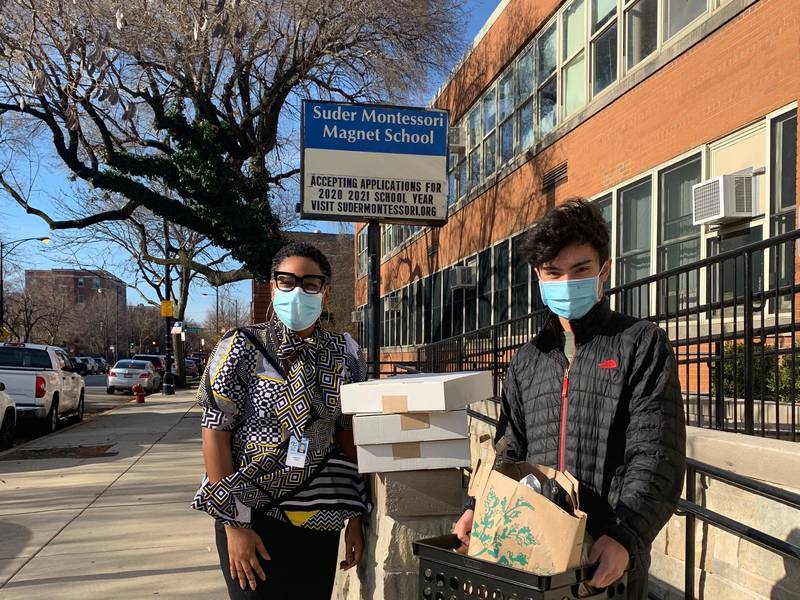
[[598, 359, 618, 369]]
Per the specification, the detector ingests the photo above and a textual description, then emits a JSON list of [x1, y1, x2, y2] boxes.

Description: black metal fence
[[417, 227, 800, 441]]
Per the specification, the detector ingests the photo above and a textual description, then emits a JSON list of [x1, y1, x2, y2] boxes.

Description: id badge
[[286, 435, 309, 468]]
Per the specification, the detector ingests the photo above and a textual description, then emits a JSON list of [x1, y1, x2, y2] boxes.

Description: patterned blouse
[[191, 320, 371, 531]]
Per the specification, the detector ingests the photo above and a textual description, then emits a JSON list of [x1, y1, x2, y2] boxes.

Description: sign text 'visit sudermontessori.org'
[[301, 100, 449, 224]]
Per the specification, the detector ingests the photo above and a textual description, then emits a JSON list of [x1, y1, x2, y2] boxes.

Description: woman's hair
[[270, 241, 333, 280], [522, 198, 610, 267]]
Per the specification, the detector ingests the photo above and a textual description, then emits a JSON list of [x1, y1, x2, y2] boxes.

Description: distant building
[[25, 269, 128, 356], [252, 232, 356, 337]]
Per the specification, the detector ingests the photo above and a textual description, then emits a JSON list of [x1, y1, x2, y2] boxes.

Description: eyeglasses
[[273, 271, 327, 295]]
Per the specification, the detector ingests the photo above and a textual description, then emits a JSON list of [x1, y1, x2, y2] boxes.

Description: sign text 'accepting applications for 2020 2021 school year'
[[301, 100, 450, 225]]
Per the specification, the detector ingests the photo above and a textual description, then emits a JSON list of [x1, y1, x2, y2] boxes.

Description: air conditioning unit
[[351, 309, 363, 323], [384, 297, 402, 312], [450, 265, 477, 290], [448, 126, 466, 155], [692, 169, 756, 226]]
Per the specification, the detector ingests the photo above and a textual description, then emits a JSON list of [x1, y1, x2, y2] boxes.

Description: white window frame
[[589, 0, 621, 99], [560, 0, 589, 120]]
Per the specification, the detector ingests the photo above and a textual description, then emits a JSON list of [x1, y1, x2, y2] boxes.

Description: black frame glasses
[[273, 271, 327, 294]]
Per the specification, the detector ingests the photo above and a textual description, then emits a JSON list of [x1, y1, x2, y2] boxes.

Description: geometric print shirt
[[191, 321, 371, 531]]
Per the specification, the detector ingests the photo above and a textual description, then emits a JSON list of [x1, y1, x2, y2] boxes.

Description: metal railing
[[417, 226, 800, 440], [679, 458, 800, 600]]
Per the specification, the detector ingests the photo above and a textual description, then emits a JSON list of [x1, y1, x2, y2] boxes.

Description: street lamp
[[0, 236, 51, 330], [201, 288, 220, 334]]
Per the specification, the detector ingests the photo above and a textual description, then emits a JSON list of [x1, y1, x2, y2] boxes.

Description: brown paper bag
[[467, 438, 587, 575]]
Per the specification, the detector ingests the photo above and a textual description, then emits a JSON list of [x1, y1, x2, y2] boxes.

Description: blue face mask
[[538, 274, 602, 320], [272, 287, 323, 331]]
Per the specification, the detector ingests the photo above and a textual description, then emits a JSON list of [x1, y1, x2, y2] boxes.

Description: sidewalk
[[0, 390, 227, 599]]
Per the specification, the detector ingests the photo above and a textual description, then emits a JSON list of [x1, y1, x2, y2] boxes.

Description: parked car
[[92, 357, 109, 374], [0, 343, 85, 433], [131, 354, 167, 375], [0, 381, 16, 450], [107, 360, 161, 395], [77, 356, 99, 375], [172, 358, 199, 377], [70, 357, 89, 376]]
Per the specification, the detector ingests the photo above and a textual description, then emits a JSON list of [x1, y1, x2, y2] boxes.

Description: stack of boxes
[[340, 371, 493, 473]]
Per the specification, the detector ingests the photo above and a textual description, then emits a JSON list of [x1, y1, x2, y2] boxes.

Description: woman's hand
[[453, 509, 474, 555], [340, 516, 365, 570], [225, 525, 270, 591]]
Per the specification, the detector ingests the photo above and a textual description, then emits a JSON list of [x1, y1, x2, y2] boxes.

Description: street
[[0, 388, 226, 599]]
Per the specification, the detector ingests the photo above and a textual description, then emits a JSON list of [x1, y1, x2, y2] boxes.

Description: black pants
[[215, 515, 341, 600]]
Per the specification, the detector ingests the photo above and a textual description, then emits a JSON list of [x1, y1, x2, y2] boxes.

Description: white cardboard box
[[356, 439, 470, 474], [340, 371, 493, 415], [353, 410, 468, 445]]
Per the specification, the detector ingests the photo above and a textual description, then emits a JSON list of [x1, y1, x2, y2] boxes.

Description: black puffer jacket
[[496, 299, 686, 570]]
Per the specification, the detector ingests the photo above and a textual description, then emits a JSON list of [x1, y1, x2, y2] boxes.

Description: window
[[357, 229, 368, 276], [626, 0, 658, 69], [483, 88, 498, 177], [562, 0, 587, 117], [498, 72, 515, 165], [617, 177, 652, 314], [415, 282, 424, 343], [92, 277, 101, 289], [77, 277, 85, 288], [664, 0, 706, 40], [431, 272, 442, 342], [400, 287, 410, 346], [464, 257, 478, 332], [596, 193, 613, 291], [493, 242, 510, 327], [708, 227, 763, 312], [469, 147, 481, 190], [770, 110, 797, 311], [442, 268, 453, 340], [511, 235, 531, 335], [452, 265, 465, 337], [478, 249, 492, 328], [591, 0, 618, 95], [658, 156, 702, 313], [448, 153, 458, 207], [537, 24, 558, 136], [517, 47, 535, 151]]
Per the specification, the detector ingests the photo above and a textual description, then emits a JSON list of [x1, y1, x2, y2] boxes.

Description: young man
[[454, 199, 686, 599]]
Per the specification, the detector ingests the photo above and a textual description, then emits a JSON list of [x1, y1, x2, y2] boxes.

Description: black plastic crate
[[413, 534, 629, 600]]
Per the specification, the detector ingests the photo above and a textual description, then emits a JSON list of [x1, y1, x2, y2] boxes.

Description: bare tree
[[127, 303, 163, 355], [0, 0, 463, 276]]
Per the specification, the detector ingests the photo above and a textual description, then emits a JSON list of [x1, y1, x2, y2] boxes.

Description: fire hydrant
[[132, 384, 146, 404]]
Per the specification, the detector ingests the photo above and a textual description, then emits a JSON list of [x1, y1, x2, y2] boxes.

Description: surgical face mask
[[272, 287, 323, 331], [538, 272, 604, 321]]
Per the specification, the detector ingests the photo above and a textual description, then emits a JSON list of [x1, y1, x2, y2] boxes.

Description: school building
[[351, 0, 799, 434]]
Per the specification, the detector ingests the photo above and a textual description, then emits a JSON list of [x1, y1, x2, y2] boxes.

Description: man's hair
[[270, 241, 332, 280], [522, 198, 610, 267]]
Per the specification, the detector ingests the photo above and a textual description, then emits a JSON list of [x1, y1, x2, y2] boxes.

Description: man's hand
[[225, 525, 270, 591], [340, 516, 365, 570], [453, 509, 474, 555], [589, 535, 629, 588]]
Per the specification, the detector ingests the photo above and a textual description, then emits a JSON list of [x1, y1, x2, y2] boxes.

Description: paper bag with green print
[[467, 436, 587, 575]]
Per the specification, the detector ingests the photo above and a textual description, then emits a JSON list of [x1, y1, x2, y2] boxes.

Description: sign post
[[301, 100, 449, 378]]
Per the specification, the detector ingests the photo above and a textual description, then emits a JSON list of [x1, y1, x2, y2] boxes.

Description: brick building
[[354, 0, 798, 371], [251, 232, 357, 337], [25, 269, 128, 356]]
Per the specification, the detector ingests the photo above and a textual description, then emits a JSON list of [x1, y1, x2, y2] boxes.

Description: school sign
[[300, 100, 449, 225]]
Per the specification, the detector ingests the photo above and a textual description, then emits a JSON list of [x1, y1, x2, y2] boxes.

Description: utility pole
[[162, 218, 175, 395]]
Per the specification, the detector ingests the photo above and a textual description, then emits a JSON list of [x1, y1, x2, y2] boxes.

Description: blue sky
[[0, 1, 499, 323]]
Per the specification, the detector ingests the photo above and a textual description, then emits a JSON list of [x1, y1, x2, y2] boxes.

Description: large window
[[658, 156, 702, 312], [452, 266, 465, 337], [770, 110, 797, 311], [591, 0, 618, 95], [562, 0, 587, 117], [464, 257, 478, 332], [431, 272, 442, 342], [537, 24, 558, 137], [625, 0, 658, 69], [664, 0, 707, 40], [493, 242, 510, 326], [499, 72, 515, 165], [415, 282, 424, 343], [357, 228, 368, 276], [517, 47, 536, 151], [511, 235, 530, 335], [596, 193, 613, 291], [483, 87, 498, 178], [708, 227, 763, 313], [467, 106, 482, 190], [617, 177, 652, 314], [442, 268, 453, 340], [478, 248, 493, 328]]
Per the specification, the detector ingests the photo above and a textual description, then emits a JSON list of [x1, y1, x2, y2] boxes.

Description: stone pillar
[[333, 469, 466, 600]]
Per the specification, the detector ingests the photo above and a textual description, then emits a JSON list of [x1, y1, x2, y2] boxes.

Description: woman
[[192, 242, 370, 599]]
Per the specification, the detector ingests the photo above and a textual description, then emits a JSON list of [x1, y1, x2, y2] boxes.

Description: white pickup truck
[[0, 342, 85, 433]]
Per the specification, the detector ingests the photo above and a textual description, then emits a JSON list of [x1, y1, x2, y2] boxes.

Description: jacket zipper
[[559, 364, 571, 472]]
